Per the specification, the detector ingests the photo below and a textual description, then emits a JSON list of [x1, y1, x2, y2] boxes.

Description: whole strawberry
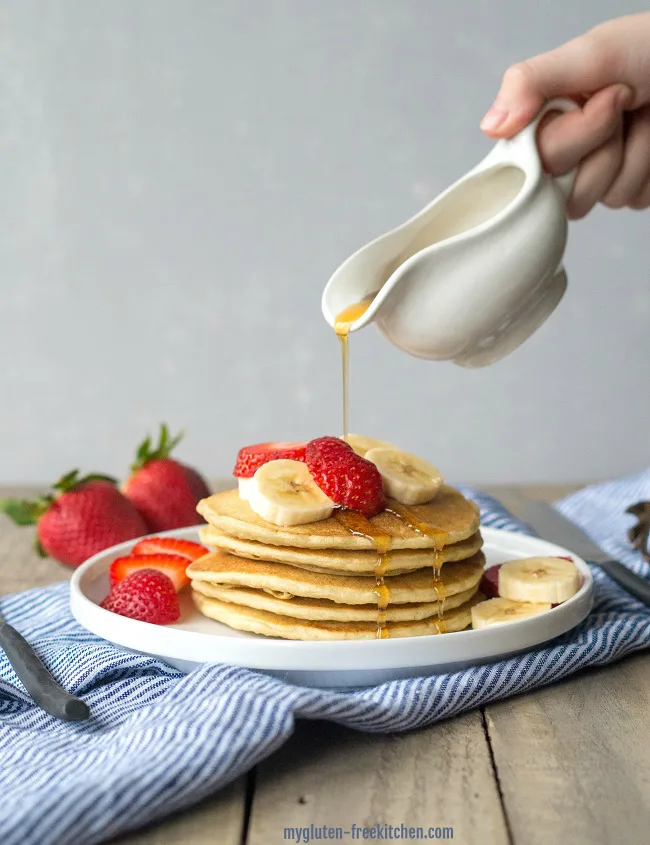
[[305, 436, 386, 517], [0, 471, 148, 567], [100, 568, 180, 624], [122, 424, 211, 532]]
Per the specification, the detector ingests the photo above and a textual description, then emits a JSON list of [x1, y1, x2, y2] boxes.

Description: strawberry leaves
[[131, 424, 185, 472], [0, 471, 117, 527], [0, 497, 47, 525], [52, 470, 117, 495]]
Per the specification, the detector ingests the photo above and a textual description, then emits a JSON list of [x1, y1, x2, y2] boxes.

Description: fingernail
[[480, 105, 509, 132], [616, 84, 634, 110]]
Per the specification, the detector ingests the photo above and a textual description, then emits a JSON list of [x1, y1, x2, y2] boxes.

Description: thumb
[[481, 30, 625, 138]]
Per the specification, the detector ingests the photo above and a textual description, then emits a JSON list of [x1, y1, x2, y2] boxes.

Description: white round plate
[[70, 526, 593, 688]]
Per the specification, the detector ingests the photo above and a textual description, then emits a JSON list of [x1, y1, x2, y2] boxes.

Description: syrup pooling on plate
[[334, 295, 376, 441], [387, 503, 449, 632], [335, 510, 392, 639]]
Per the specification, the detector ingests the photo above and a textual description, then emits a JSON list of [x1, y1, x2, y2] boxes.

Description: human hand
[[481, 13, 650, 218]]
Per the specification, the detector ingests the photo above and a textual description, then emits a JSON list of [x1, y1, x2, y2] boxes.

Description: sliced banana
[[248, 459, 334, 527], [364, 447, 443, 505], [344, 434, 395, 457], [237, 477, 255, 501], [471, 597, 552, 629], [498, 557, 580, 604]]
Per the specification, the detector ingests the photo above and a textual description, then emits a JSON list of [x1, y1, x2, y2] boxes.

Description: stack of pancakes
[[188, 485, 484, 641]]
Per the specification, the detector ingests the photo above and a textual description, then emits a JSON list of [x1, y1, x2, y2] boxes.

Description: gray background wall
[[1, 0, 648, 485]]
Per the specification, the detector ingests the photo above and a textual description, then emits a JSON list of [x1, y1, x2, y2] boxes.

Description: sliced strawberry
[[305, 436, 386, 517], [101, 569, 180, 625], [480, 564, 501, 598], [109, 553, 190, 592], [233, 441, 307, 478], [131, 536, 208, 562]]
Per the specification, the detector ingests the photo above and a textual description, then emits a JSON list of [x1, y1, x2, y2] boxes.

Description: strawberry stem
[[52, 469, 81, 492], [52, 470, 117, 495], [131, 423, 185, 472]]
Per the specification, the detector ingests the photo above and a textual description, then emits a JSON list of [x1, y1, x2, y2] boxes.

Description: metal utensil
[[0, 611, 89, 721], [523, 500, 650, 608]]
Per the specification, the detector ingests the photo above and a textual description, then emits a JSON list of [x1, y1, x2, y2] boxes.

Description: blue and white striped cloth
[[2, 471, 650, 845]]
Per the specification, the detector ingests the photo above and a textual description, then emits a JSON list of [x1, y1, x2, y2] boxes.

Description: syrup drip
[[333, 295, 451, 639], [375, 581, 390, 639], [334, 296, 376, 442], [336, 510, 392, 639], [423, 613, 446, 635], [387, 504, 449, 631]]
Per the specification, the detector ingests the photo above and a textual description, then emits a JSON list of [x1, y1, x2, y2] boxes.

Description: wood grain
[[485, 654, 650, 845], [248, 718, 509, 845]]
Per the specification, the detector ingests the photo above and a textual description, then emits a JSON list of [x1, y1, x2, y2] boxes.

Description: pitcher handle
[[495, 97, 579, 199]]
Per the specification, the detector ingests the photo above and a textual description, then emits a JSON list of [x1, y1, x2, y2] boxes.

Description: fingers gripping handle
[[532, 98, 579, 198], [498, 97, 579, 199]]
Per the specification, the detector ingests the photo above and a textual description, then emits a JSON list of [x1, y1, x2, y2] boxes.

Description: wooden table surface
[[1, 484, 649, 845]]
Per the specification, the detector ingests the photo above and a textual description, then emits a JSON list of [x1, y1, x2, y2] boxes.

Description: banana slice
[[344, 434, 395, 457], [344, 433, 394, 457], [498, 557, 580, 604], [248, 459, 334, 527], [471, 597, 552, 629], [237, 477, 255, 501], [364, 447, 443, 505]]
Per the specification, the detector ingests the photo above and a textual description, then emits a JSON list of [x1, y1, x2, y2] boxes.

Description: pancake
[[198, 525, 482, 574], [192, 591, 482, 640], [196, 486, 479, 550], [191, 581, 479, 622], [187, 549, 485, 604]]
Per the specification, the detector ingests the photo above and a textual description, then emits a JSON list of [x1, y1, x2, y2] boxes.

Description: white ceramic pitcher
[[322, 98, 577, 366]]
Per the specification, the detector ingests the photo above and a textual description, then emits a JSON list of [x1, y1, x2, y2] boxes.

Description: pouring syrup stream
[[333, 296, 448, 638], [334, 296, 375, 442]]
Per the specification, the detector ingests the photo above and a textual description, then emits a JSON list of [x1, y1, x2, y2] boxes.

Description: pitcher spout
[[321, 224, 411, 333]]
